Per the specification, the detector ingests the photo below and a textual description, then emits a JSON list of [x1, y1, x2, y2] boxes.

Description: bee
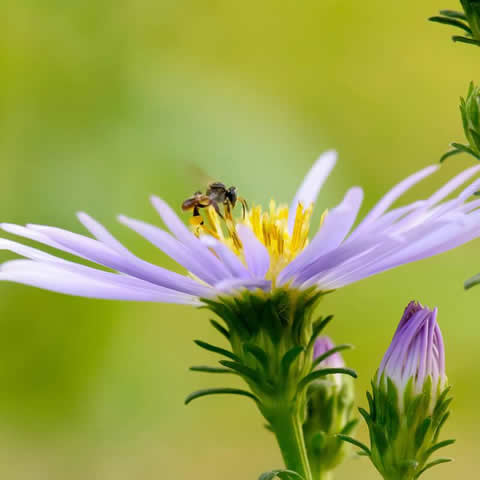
[[181, 182, 247, 221]]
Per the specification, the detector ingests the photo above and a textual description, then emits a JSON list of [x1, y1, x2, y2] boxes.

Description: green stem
[[314, 470, 333, 480], [269, 407, 313, 480]]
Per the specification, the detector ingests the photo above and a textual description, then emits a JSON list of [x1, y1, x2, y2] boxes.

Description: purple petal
[[236, 224, 270, 278], [118, 215, 230, 285], [199, 235, 251, 279], [0, 260, 201, 304], [288, 150, 337, 234], [279, 187, 363, 284], [214, 277, 271, 294], [352, 165, 438, 238], [4, 223, 211, 297]]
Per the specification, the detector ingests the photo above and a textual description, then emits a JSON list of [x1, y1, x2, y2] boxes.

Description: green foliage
[[429, 1, 480, 46], [258, 469, 304, 480], [440, 82, 480, 163]]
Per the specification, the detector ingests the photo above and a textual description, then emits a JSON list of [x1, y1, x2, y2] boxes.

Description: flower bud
[[303, 337, 356, 479], [348, 302, 454, 480]]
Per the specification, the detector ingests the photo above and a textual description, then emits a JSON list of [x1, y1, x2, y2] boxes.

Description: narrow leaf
[[439, 9, 467, 20], [194, 340, 240, 361], [258, 469, 304, 480], [297, 367, 357, 392], [428, 16, 472, 34], [189, 365, 236, 374], [452, 35, 480, 46], [281, 346, 304, 375], [311, 344, 353, 370], [423, 439, 455, 461], [465, 272, 480, 289], [219, 360, 262, 383], [244, 344, 269, 371], [439, 148, 462, 163], [336, 434, 371, 455], [185, 387, 258, 405], [210, 319, 230, 340], [415, 458, 452, 478]]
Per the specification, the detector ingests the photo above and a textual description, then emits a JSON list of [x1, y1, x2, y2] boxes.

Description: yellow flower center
[[190, 200, 324, 280]]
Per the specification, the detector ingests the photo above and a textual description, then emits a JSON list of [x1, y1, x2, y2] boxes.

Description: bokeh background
[[0, 1, 479, 479]]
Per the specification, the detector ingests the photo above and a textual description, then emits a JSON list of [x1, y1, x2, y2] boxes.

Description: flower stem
[[268, 406, 313, 480]]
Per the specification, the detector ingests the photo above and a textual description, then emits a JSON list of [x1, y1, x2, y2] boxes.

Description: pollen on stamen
[[189, 200, 320, 279]]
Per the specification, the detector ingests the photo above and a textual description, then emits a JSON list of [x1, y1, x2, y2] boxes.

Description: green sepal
[[422, 439, 455, 462], [310, 344, 353, 370], [336, 434, 371, 456], [209, 319, 230, 340], [219, 360, 263, 384], [184, 387, 259, 405], [439, 9, 467, 20], [281, 346, 304, 376], [452, 35, 480, 45], [193, 339, 240, 361], [464, 272, 480, 289], [414, 458, 453, 478], [428, 16, 472, 34], [243, 343, 269, 372], [297, 368, 357, 393], [258, 469, 304, 480], [189, 365, 237, 374]]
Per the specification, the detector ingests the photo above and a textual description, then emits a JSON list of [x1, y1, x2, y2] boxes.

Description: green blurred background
[[0, 1, 479, 478]]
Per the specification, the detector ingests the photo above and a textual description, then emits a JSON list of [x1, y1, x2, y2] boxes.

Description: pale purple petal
[[117, 215, 230, 285], [0, 260, 201, 304], [288, 150, 337, 234], [279, 187, 363, 284], [352, 165, 438, 238], [5, 223, 211, 297], [150, 195, 232, 280], [199, 235, 252, 279], [214, 277, 271, 294], [236, 224, 270, 278]]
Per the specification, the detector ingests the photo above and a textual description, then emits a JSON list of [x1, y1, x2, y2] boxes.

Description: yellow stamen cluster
[[190, 200, 321, 280]]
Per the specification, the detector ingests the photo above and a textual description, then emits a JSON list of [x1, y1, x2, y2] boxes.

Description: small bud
[[352, 302, 454, 480], [303, 337, 356, 478]]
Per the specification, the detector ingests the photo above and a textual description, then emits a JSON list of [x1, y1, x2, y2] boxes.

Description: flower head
[[378, 301, 446, 396], [1, 151, 480, 303]]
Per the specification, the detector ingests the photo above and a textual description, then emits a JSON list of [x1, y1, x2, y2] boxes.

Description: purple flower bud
[[313, 336, 345, 369], [378, 301, 446, 394]]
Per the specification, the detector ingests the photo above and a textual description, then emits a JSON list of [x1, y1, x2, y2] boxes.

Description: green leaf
[[311, 344, 353, 370], [244, 343, 269, 371], [415, 417, 432, 449], [439, 148, 463, 163], [185, 387, 259, 405], [439, 9, 467, 20], [340, 418, 359, 435], [219, 360, 262, 384], [428, 16, 472, 34], [297, 367, 357, 392], [423, 439, 455, 461], [452, 35, 480, 46], [465, 272, 480, 289], [210, 319, 230, 340], [281, 346, 304, 375], [336, 434, 371, 455], [451, 142, 480, 159], [189, 365, 237, 374], [194, 340, 240, 361], [309, 315, 334, 345], [258, 469, 304, 480], [414, 458, 453, 478]]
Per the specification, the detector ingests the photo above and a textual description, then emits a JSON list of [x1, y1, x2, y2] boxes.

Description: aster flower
[[1, 151, 480, 302], [304, 337, 356, 480], [0, 152, 472, 480], [341, 302, 453, 480]]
